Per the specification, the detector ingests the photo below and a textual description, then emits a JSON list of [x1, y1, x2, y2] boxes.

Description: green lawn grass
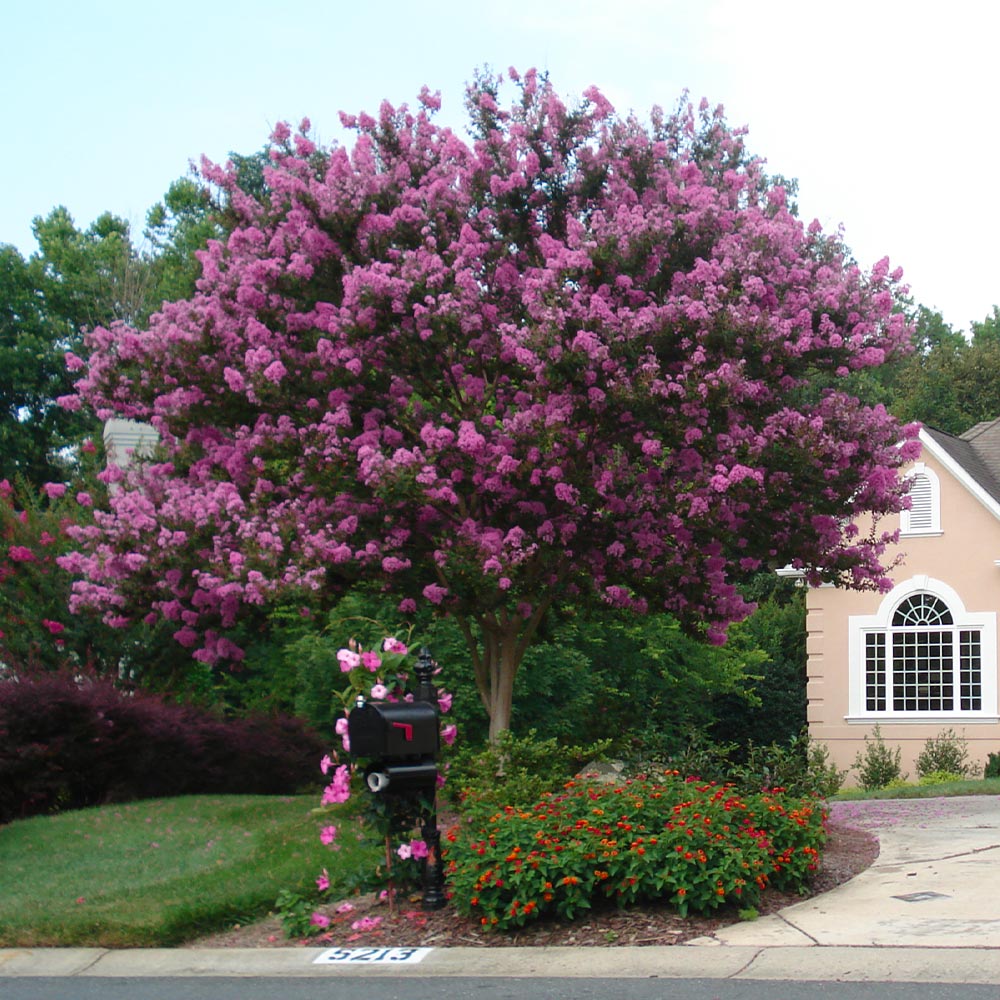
[[833, 777, 1000, 801], [0, 794, 378, 947]]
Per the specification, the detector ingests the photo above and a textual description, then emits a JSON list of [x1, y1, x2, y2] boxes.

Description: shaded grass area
[[833, 777, 1000, 801], [0, 794, 377, 947]]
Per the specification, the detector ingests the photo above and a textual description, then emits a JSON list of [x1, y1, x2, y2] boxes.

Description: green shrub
[[915, 729, 972, 779], [917, 771, 966, 786], [852, 725, 905, 790], [445, 729, 611, 820], [708, 579, 808, 750], [445, 773, 826, 930], [625, 729, 844, 799], [736, 733, 846, 799], [623, 728, 738, 786], [626, 727, 739, 784], [985, 752, 1000, 779]]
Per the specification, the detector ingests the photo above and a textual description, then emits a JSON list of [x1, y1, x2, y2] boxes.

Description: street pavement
[[4, 795, 1000, 985]]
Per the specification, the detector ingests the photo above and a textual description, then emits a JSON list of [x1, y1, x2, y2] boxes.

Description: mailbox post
[[347, 647, 446, 910]]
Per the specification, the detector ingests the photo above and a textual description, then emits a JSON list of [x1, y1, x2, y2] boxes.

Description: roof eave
[[918, 426, 1000, 523]]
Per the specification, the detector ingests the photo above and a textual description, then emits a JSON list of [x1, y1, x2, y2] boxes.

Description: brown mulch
[[190, 820, 879, 949]]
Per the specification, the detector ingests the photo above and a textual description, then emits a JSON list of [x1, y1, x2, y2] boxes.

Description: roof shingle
[[925, 420, 1000, 507]]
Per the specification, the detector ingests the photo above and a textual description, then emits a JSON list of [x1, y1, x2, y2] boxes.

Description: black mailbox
[[348, 700, 439, 794], [348, 701, 440, 759]]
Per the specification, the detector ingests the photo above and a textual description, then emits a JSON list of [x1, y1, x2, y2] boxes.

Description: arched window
[[855, 582, 994, 716]]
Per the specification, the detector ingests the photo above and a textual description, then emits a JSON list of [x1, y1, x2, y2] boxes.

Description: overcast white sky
[[3, 0, 997, 333]]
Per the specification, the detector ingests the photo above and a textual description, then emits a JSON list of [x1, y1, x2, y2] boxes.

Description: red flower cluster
[[446, 772, 827, 929]]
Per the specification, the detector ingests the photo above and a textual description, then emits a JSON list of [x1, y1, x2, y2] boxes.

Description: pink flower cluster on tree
[[62, 70, 919, 737], [1, 472, 114, 672]]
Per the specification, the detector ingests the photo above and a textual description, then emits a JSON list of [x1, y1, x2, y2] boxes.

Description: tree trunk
[[456, 599, 553, 741], [485, 631, 519, 742]]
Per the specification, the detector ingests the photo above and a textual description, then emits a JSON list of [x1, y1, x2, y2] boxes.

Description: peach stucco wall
[[808, 444, 1000, 784]]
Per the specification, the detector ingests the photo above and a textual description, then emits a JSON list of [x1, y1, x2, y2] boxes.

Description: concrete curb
[[4, 945, 1000, 983]]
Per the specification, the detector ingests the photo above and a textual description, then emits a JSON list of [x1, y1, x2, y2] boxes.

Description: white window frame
[[848, 576, 997, 721], [900, 463, 941, 536]]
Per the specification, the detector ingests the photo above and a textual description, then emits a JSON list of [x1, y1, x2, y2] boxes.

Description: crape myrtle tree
[[61, 70, 920, 739]]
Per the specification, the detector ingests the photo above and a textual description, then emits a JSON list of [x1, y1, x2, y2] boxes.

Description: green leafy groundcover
[[445, 772, 826, 930]]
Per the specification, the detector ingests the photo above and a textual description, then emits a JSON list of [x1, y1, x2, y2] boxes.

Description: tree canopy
[[62, 71, 919, 736], [861, 305, 1000, 436], [0, 245, 79, 485], [0, 152, 270, 489], [2, 207, 192, 487]]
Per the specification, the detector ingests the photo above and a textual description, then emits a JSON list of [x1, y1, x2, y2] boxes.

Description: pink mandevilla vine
[[313, 633, 452, 915], [59, 70, 920, 737]]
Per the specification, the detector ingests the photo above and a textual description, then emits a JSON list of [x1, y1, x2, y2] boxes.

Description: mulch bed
[[191, 820, 879, 949]]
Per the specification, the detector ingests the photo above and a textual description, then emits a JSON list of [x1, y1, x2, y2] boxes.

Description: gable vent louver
[[907, 473, 933, 531]]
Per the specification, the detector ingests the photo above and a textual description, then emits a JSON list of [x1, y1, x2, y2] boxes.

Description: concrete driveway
[[705, 795, 1000, 948]]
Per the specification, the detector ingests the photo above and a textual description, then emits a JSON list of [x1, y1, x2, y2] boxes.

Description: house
[[103, 419, 159, 469], [806, 419, 1000, 781]]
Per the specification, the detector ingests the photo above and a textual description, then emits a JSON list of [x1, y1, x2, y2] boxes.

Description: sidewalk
[[4, 796, 1000, 984]]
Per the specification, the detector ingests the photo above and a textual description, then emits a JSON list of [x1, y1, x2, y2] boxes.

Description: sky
[[3, 0, 998, 333]]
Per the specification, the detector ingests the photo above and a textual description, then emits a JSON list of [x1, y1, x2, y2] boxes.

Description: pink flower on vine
[[397, 839, 429, 861], [316, 869, 330, 891], [437, 692, 453, 713], [382, 637, 407, 654], [350, 916, 382, 931], [321, 764, 351, 804], [310, 912, 331, 928], [320, 825, 338, 845], [337, 649, 361, 671], [361, 651, 381, 671], [441, 724, 457, 746]]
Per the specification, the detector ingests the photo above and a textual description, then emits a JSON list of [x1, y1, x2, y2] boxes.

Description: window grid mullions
[[863, 623, 983, 714], [892, 594, 953, 627], [865, 633, 886, 711], [892, 629, 952, 711]]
